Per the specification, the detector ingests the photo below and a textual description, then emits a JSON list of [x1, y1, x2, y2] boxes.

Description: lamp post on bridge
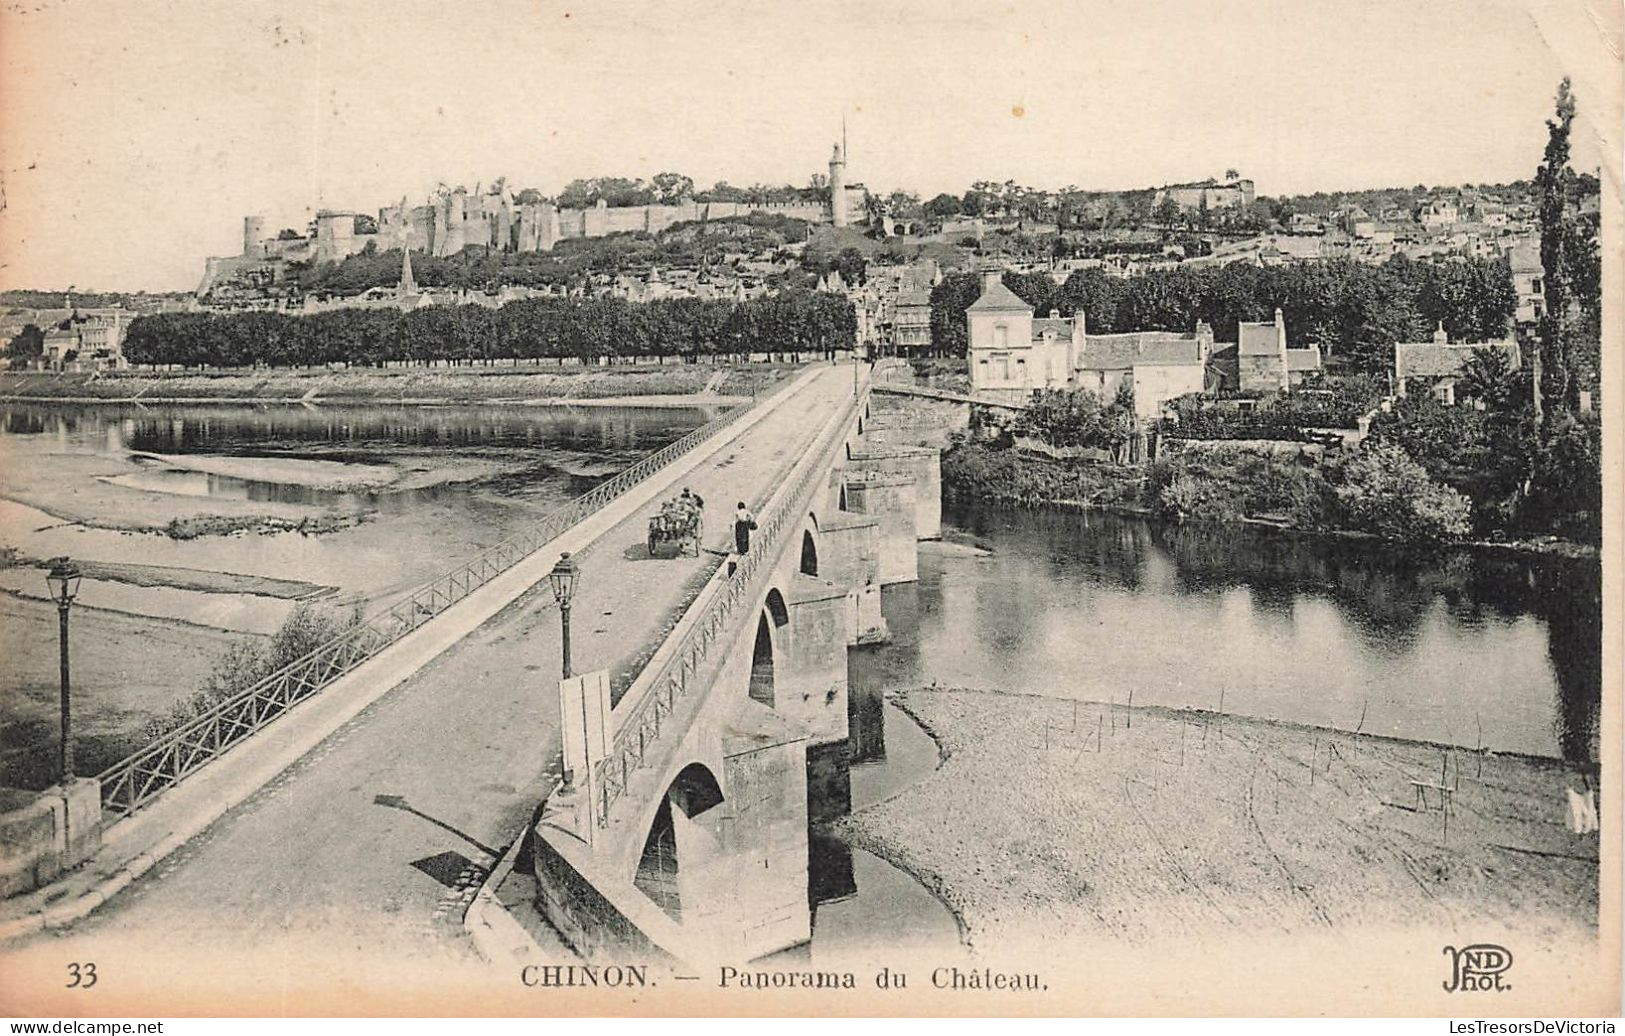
[[45, 557, 81, 782], [549, 550, 580, 795], [548, 552, 579, 679]]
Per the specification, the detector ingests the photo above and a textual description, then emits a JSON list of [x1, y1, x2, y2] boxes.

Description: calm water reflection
[[0, 402, 712, 616], [1, 402, 713, 461], [853, 500, 1600, 762]]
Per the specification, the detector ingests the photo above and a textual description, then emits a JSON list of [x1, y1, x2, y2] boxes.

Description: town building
[[1152, 173, 1256, 213], [37, 306, 135, 371], [1510, 240, 1545, 325], [1394, 325, 1521, 405], [1417, 197, 1460, 228], [1208, 310, 1323, 394], [965, 272, 1208, 420], [967, 274, 1324, 415], [890, 287, 932, 353]]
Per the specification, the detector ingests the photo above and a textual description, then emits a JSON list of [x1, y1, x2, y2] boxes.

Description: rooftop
[[1078, 331, 1201, 370], [967, 279, 1031, 313], [1395, 338, 1520, 379]]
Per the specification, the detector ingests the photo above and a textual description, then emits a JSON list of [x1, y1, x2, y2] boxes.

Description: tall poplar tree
[[1533, 77, 1576, 419]]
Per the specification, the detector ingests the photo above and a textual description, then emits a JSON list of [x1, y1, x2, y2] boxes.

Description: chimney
[[1048, 308, 1060, 319], [1068, 309, 1086, 381], [981, 270, 1002, 293], [1433, 322, 1448, 345]]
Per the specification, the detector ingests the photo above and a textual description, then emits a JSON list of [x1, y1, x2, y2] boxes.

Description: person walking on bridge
[[733, 501, 757, 556]]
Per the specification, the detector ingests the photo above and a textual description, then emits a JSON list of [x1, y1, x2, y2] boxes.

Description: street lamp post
[[547, 552, 579, 679], [547, 552, 586, 816], [45, 557, 81, 782]]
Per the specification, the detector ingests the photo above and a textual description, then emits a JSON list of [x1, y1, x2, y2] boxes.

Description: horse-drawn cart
[[648, 497, 703, 557]]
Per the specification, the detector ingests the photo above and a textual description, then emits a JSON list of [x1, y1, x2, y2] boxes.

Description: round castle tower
[[242, 215, 265, 258], [828, 142, 847, 228]]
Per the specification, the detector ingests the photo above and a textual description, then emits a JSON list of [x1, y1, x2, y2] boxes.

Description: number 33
[[67, 962, 97, 988]]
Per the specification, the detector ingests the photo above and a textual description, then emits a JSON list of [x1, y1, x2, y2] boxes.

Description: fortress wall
[[598, 206, 653, 235], [305, 193, 837, 261], [557, 208, 588, 239]]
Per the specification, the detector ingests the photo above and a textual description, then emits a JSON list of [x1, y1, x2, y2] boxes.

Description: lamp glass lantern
[[46, 558, 81, 608], [547, 552, 579, 606]]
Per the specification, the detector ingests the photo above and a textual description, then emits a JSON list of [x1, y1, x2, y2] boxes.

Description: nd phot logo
[[1442, 944, 1513, 992]]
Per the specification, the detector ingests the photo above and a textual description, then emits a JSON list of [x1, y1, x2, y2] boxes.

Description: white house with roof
[[1394, 325, 1521, 406], [965, 271, 1211, 420]]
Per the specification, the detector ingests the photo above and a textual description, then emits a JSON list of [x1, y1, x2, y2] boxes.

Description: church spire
[[398, 244, 417, 297]]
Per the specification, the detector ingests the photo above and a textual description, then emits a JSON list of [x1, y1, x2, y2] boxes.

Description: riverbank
[[941, 440, 1599, 560], [0, 430, 605, 538], [0, 363, 788, 404], [837, 686, 1598, 953], [0, 594, 250, 789]]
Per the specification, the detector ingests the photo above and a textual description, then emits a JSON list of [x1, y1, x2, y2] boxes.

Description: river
[[801, 495, 1602, 956], [2, 404, 1602, 951], [0, 401, 714, 788], [0, 402, 713, 628], [855, 498, 1601, 763]]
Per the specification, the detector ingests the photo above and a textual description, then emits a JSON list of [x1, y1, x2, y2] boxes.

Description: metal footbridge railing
[[95, 391, 768, 819], [592, 360, 900, 825]]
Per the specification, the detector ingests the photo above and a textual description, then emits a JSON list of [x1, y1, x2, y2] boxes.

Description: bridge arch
[[800, 528, 819, 577], [748, 589, 790, 708], [666, 761, 724, 817], [633, 761, 725, 920], [764, 587, 789, 628], [749, 612, 776, 706]]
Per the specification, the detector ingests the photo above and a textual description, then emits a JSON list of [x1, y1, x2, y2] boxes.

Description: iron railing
[[95, 389, 770, 818], [871, 382, 1027, 410], [592, 361, 895, 823]]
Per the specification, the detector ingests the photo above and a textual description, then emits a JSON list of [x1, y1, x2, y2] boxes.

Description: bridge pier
[[670, 707, 812, 960], [532, 701, 813, 963], [817, 512, 888, 645], [848, 444, 941, 540], [840, 473, 919, 585], [779, 577, 851, 744]]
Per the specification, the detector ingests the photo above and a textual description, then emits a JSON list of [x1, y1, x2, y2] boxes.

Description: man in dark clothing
[[733, 501, 756, 555]]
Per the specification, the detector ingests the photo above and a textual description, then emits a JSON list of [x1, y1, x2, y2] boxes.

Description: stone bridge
[[532, 362, 942, 964]]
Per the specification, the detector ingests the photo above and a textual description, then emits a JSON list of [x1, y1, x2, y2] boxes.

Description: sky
[[0, 0, 1618, 292]]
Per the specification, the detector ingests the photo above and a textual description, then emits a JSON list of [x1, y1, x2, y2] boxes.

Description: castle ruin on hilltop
[[198, 140, 868, 299]]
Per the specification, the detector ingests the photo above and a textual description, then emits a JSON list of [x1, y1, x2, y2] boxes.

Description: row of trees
[[928, 254, 1517, 373], [121, 291, 856, 369]]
